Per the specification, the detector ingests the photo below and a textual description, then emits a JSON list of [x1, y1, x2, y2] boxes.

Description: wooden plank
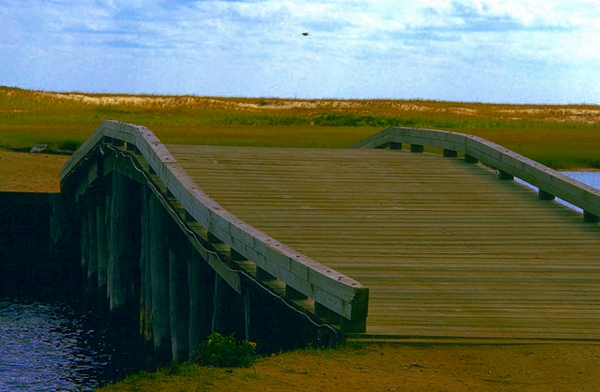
[[60, 121, 368, 327], [169, 144, 600, 341]]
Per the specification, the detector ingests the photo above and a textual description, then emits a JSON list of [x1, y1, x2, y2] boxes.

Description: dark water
[[516, 171, 600, 212], [0, 297, 119, 392]]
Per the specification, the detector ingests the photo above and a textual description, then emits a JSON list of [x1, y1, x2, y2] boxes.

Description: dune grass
[[1, 86, 599, 169]]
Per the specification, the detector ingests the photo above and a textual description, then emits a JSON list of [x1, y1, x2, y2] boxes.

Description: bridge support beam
[[96, 201, 108, 293], [80, 211, 90, 291], [107, 172, 140, 312], [211, 275, 245, 337], [149, 193, 171, 359], [169, 243, 190, 362], [139, 187, 153, 343], [188, 250, 214, 361], [87, 208, 98, 294]]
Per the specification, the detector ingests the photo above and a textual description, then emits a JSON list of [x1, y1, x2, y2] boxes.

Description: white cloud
[[0, 0, 599, 102]]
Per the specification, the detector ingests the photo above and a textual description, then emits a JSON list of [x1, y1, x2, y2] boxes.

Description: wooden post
[[410, 144, 424, 153], [96, 201, 108, 292], [149, 193, 171, 358], [498, 170, 514, 180], [188, 250, 214, 361], [211, 274, 245, 336], [211, 274, 225, 333], [87, 208, 98, 293], [107, 172, 140, 312], [139, 186, 153, 343], [538, 190, 555, 200], [443, 149, 458, 158], [285, 284, 308, 301], [464, 154, 478, 164], [80, 211, 89, 292], [243, 290, 251, 342], [584, 211, 600, 223], [169, 245, 190, 362]]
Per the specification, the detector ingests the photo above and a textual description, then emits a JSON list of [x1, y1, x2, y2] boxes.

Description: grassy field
[[1, 86, 599, 169], [3, 87, 600, 390]]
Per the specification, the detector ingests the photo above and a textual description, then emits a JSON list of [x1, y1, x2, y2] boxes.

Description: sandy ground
[[100, 343, 600, 391], [0, 149, 69, 192]]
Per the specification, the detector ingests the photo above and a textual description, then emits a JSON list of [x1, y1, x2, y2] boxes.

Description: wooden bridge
[[60, 121, 600, 360]]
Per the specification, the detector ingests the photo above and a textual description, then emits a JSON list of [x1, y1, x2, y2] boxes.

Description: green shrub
[[58, 139, 81, 151], [195, 332, 257, 368]]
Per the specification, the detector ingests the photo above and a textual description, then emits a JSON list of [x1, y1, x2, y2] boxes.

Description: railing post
[[443, 149, 457, 157], [584, 211, 600, 223], [538, 190, 555, 200], [498, 170, 514, 180], [410, 144, 424, 153], [464, 154, 478, 164]]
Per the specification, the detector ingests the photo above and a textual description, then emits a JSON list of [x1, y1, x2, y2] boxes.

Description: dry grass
[[2, 86, 600, 168], [99, 343, 600, 392], [0, 148, 68, 192]]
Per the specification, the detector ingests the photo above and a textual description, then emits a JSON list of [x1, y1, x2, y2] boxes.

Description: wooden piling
[[188, 250, 214, 361], [96, 201, 108, 291], [80, 211, 89, 291], [87, 208, 98, 292], [139, 187, 153, 343], [169, 248, 190, 362], [149, 193, 171, 357], [107, 172, 139, 312]]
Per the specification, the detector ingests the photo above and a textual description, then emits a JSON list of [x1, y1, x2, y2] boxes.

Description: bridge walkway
[[169, 144, 600, 342]]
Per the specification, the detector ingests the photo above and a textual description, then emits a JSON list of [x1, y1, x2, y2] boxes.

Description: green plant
[[195, 332, 257, 368]]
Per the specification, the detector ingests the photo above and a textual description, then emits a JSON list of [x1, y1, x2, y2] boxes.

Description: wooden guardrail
[[351, 127, 600, 222], [60, 120, 369, 332]]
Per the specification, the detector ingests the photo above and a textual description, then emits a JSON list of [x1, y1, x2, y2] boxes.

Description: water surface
[[0, 298, 116, 391]]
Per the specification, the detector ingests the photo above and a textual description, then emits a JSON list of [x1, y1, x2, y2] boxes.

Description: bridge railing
[[351, 127, 600, 222], [60, 120, 369, 332]]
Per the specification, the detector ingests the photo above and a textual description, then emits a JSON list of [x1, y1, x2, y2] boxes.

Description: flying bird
[[302, 32, 309, 36]]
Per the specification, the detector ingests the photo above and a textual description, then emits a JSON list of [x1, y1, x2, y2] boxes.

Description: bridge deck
[[169, 145, 600, 342]]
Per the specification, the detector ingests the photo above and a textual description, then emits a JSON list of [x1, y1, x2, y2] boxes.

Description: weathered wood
[[139, 186, 153, 343], [172, 144, 600, 340], [87, 208, 98, 292], [80, 210, 89, 288], [351, 126, 600, 221], [96, 201, 108, 290], [59, 121, 368, 326], [188, 250, 214, 361], [169, 248, 189, 362], [107, 172, 140, 312], [61, 121, 600, 342], [149, 193, 171, 357]]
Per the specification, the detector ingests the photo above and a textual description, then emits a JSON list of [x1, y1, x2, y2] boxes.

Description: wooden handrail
[[351, 127, 600, 222], [61, 120, 369, 330]]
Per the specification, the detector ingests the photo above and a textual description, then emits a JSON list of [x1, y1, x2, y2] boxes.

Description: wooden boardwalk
[[169, 144, 600, 342]]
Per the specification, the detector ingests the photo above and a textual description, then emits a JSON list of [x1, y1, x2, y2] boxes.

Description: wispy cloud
[[0, 0, 598, 102]]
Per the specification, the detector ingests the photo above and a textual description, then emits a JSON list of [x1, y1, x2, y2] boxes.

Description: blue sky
[[1, 0, 599, 104]]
